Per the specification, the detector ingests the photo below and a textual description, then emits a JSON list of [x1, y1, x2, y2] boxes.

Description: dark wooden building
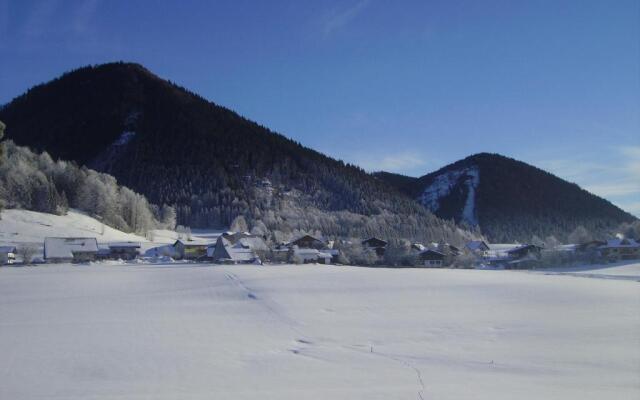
[[419, 249, 445, 267], [362, 237, 388, 256]]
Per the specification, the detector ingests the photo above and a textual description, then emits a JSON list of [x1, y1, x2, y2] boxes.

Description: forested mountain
[[0, 62, 469, 244], [374, 153, 636, 242]]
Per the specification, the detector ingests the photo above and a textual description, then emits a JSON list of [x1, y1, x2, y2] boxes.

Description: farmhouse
[[208, 234, 266, 264], [289, 235, 326, 250], [419, 249, 445, 267], [362, 237, 387, 256], [599, 239, 640, 261], [173, 239, 210, 260], [0, 246, 17, 265], [44, 237, 99, 263]]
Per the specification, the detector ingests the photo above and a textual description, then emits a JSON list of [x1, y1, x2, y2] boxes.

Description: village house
[[208, 234, 267, 264], [419, 249, 445, 267], [468, 242, 542, 269], [0, 246, 17, 265], [599, 239, 640, 261], [362, 237, 387, 256], [173, 239, 210, 260], [289, 235, 326, 250], [44, 237, 99, 263]]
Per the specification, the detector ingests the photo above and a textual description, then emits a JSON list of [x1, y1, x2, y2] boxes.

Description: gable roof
[[0, 246, 17, 254], [362, 237, 388, 247], [466, 240, 489, 251], [419, 249, 445, 260], [44, 237, 99, 259]]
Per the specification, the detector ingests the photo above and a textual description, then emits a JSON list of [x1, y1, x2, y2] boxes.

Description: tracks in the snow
[[221, 268, 427, 399]]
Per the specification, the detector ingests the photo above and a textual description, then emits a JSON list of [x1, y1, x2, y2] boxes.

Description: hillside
[[0, 62, 468, 244], [375, 153, 636, 242], [0, 208, 147, 249]]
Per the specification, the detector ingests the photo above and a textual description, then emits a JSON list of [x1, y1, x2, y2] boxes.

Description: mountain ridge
[[375, 153, 636, 242]]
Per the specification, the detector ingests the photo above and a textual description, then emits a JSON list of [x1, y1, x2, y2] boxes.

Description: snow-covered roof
[[226, 247, 257, 262], [466, 240, 488, 251], [237, 237, 268, 251], [0, 246, 17, 254], [44, 237, 99, 259]]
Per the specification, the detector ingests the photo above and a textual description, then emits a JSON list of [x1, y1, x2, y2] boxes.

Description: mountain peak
[[377, 154, 636, 241]]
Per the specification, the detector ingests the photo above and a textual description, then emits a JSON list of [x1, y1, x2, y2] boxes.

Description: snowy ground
[[0, 263, 637, 399]]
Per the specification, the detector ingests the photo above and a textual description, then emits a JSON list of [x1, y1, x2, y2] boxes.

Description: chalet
[[599, 239, 640, 261], [419, 249, 445, 267], [208, 237, 260, 264], [208, 234, 267, 264], [362, 237, 387, 256], [289, 235, 326, 250], [0, 246, 17, 265], [173, 239, 209, 260], [44, 237, 99, 263], [291, 247, 332, 264]]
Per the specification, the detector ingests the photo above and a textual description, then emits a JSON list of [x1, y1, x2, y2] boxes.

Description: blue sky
[[0, 0, 638, 215]]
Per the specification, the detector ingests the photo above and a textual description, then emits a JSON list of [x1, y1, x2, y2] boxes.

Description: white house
[[44, 237, 99, 263], [0, 246, 17, 265]]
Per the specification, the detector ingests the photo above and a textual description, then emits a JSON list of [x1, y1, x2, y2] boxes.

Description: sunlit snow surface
[[0, 263, 638, 399]]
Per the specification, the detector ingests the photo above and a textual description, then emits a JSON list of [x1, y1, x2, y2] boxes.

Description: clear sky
[[0, 0, 638, 215]]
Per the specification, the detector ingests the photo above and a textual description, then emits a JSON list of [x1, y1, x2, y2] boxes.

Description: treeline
[[0, 141, 175, 234]]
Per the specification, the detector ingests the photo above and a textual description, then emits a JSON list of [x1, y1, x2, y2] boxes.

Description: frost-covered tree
[[230, 215, 249, 232], [161, 204, 177, 230], [0, 141, 160, 233], [568, 226, 593, 244]]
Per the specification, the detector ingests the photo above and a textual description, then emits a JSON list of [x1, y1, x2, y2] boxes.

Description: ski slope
[[0, 264, 637, 399]]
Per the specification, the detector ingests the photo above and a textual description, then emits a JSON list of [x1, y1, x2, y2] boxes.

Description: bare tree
[[17, 245, 37, 265]]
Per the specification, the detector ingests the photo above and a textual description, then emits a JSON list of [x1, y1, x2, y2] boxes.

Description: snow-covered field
[[0, 263, 637, 399]]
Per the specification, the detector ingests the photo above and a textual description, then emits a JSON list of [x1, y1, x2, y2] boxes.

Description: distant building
[[419, 249, 445, 267], [362, 237, 387, 256], [99, 242, 141, 260], [466, 240, 490, 255], [173, 239, 209, 260], [0, 246, 17, 265], [208, 234, 267, 264], [289, 235, 326, 250], [291, 247, 332, 264], [599, 239, 640, 261], [44, 237, 99, 263]]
